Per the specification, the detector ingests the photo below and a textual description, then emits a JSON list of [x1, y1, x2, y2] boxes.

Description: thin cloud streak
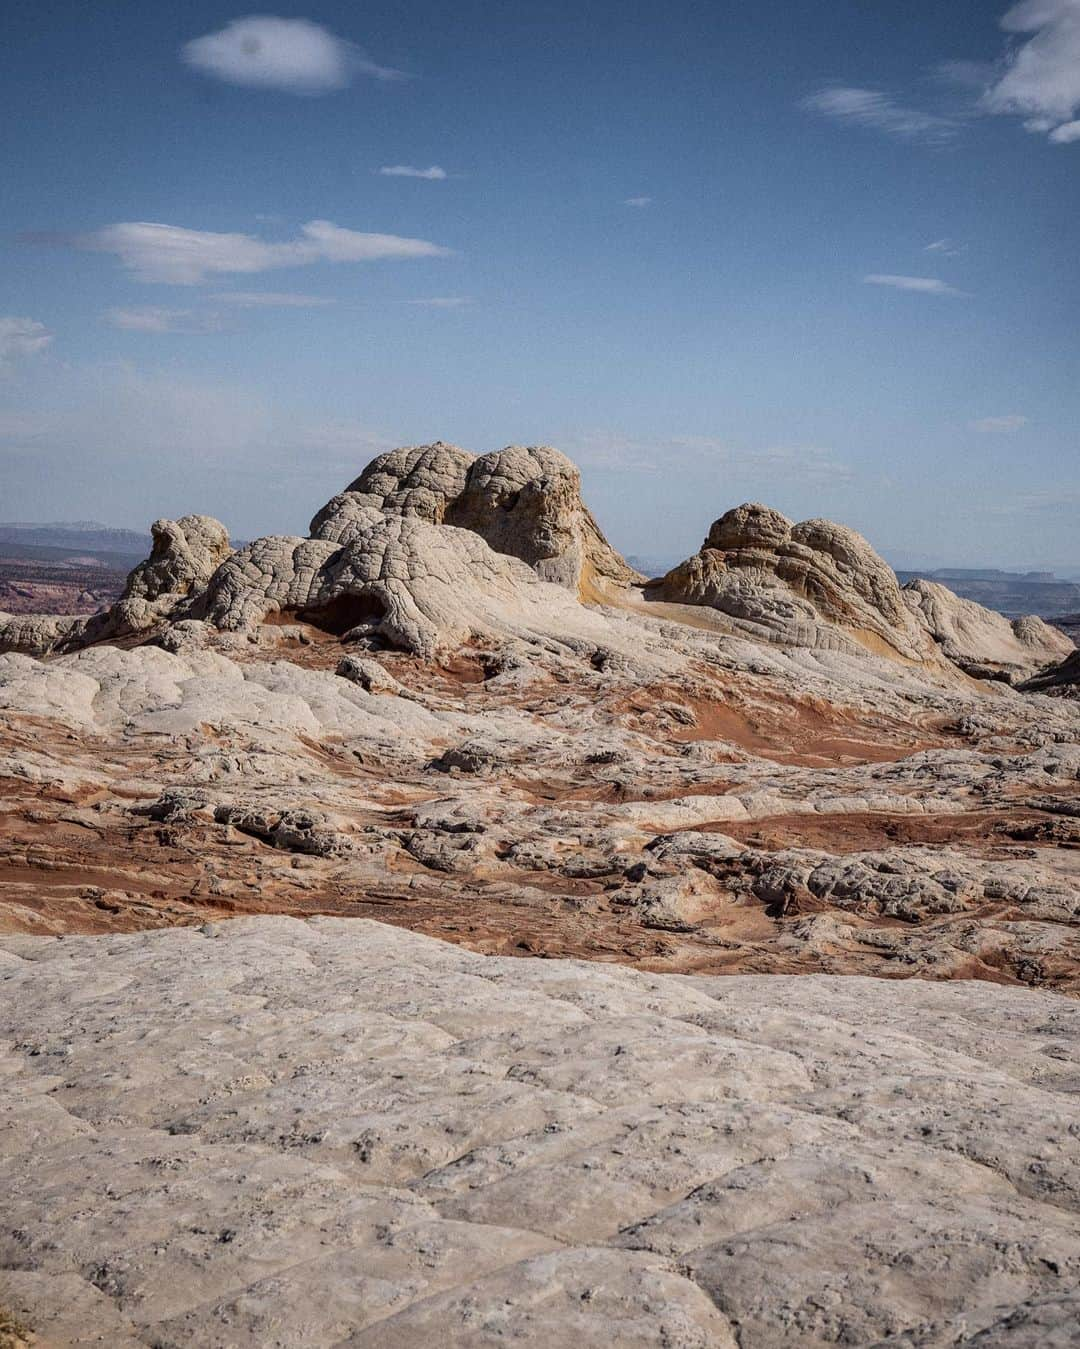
[[970, 415, 1029, 433], [75, 220, 453, 284], [863, 274, 965, 296], [801, 86, 958, 143], [106, 307, 224, 334], [407, 296, 472, 308], [378, 165, 447, 180], [211, 292, 337, 308]]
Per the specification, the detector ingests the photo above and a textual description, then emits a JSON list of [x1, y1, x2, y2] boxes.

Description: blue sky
[[2, 0, 1078, 567]]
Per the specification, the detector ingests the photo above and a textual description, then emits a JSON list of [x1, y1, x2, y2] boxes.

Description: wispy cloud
[[211, 291, 336, 308], [981, 0, 1080, 142], [407, 296, 472, 308], [75, 220, 452, 284], [378, 165, 447, 180], [924, 238, 964, 257], [863, 274, 964, 296], [801, 86, 958, 143], [623, 196, 653, 208], [0, 316, 52, 368], [106, 307, 224, 334], [181, 16, 404, 94], [970, 414, 1028, 433]]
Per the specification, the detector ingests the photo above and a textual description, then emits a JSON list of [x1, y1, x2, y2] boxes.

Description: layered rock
[[1021, 647, 1080, 698], [904, 577, 1074, 682], [646, 503, 939, 662]]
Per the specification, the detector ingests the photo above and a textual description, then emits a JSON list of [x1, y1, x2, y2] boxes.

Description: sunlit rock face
[[648, 502, 940, 662], [903, 576, 1074, 682]]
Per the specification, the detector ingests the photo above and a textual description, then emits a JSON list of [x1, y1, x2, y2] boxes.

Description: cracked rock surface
[[1, 917, 1078, 1347]]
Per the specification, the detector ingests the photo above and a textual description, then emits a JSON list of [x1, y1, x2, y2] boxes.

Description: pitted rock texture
[[312, 441, 474, 532], [647, 503, 942, 663], [1, 917, 1079, 1347], [903, 577, 1073, 683]]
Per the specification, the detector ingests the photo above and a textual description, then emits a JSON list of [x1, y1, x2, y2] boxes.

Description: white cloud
[[106, 307, 223, 334], [0, 317, 53, 367], [181, 16, 403, 94], [407, 296, 472, 308], [801, 87, 958, 143], [623, 196, 653, 207], [925, 238, 964, 256], [78, 219, 452, 284], [863, 274, 964, 296], [970, 414, 1029, 433], [211, 291, 336, 307], [378, 165, 447, 180], [982, 0, 1080, 139]]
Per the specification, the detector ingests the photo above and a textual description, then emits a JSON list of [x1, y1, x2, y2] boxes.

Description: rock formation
[[444, 445, 639, 593], [193, 512, 605, 659], [903, 577, 1073, 682], [645, 503, 941, 662], [313, 441, 639, 598], [1021, 646, 1080, 697], [0, 514, 231, 658]]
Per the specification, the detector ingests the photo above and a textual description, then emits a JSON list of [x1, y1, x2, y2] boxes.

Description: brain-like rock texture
[[2, 917, 1079, 1347], [445, 445, 639, 593], [312, 442, 638, 597], [647, 503, 940, 662], [0, 515, 232, 657], [312, 441, 474, 533], [904, 577, 1075, 682], [0, 447, 1071, 687], [197, 511, 606, 658], [107, 514, 233, 636]]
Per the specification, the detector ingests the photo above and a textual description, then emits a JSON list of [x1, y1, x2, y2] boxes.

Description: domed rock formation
[[902, 578, 1074, 683], [311, 442, 639, 598], [311, 442, 473, 535], [195, 510, 600, 659], [647, 503, 939, 663], [445, 445, 639, 595]]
